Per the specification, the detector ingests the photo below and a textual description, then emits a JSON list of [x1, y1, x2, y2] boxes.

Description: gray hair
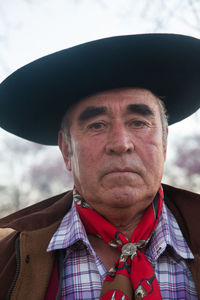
[[61, 106, 73, 142], [156, 96, 168, 145]]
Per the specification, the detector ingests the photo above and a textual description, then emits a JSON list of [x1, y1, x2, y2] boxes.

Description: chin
[[105, 186, 147, 208]]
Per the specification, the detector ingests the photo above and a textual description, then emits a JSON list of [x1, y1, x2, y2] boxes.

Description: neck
[[94, 204, 149, 240], [73, 187, 157, 240]]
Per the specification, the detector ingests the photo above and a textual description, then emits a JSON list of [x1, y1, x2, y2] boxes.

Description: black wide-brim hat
[[0, 33, 200, 145]]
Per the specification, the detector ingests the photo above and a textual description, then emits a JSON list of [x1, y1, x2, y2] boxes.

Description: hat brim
[[0, 33, 200, 145]]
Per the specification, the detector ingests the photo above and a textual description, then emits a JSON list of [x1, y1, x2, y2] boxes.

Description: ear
[[58, 130, 72, 171]]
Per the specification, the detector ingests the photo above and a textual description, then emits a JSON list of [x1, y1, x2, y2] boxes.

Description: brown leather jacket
[[0, 185, 200, 300]]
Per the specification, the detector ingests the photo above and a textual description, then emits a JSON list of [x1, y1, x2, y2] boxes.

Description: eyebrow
[[78, 106, 107, 122], [127, 104, 154, 116], [77, 103, 154, 124]]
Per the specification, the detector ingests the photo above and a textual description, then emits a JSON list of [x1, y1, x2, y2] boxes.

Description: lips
[[100, 161, 143, 180], [107, 168, 133, 173], [104, 168, 137, 176]]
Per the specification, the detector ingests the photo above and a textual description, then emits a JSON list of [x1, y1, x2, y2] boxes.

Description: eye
[[88, 122, 106, 131], [130, 120, 148, 128]]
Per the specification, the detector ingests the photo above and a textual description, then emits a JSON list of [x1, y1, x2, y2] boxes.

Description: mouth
[[105, 168, 136, 175]]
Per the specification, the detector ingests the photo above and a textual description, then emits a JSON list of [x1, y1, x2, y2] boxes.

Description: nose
[[105, 123, 134, 155]]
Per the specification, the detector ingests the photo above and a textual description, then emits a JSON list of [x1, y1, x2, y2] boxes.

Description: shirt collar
[[47, 201, 95, 257], [47, 195, 194, 262], [146, 200, 194, 261]]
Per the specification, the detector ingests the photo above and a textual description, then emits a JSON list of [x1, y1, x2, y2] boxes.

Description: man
[[0, 34, 200, 299]]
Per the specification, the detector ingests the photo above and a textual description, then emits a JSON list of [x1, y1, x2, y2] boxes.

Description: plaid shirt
[[47, 197, 198, 299]]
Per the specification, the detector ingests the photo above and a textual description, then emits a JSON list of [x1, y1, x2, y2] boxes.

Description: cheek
[[138, 134, 165, 169], [71, 140, 100, 176]]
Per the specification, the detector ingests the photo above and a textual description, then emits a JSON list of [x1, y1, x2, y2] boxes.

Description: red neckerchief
[[74, 187, 163, 300]]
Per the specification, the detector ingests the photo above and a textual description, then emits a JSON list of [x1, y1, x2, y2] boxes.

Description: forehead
[[69, 88, 159, 118]]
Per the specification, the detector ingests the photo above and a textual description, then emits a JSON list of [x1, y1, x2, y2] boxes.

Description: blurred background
[[0, 0, 200, 218]]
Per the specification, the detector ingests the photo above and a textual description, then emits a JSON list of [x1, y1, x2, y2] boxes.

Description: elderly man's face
[[59, 88, 167, 214]]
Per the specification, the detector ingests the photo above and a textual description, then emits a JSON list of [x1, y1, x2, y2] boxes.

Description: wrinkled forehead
[[67, 87, 160, 120]]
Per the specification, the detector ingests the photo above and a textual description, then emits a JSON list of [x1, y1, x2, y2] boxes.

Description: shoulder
[[0, 190, 73, 232], [163, 184, 200, 218], [0, 190, 73, 298], [163, 183, 200, 202], [163, 184, 200, 254]]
